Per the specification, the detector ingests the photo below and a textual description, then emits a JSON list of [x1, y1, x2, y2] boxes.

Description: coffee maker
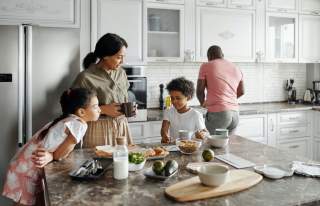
[[313, 81, 320, 105], [285, 79, 296, 104]]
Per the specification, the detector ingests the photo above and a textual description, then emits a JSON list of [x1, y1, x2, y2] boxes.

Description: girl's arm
[[161, 120, 171, 144], [52, 132, 78, 161]]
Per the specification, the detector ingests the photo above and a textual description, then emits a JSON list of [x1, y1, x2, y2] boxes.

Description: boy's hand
[[161, 135, 171, 144], [31, 147, 53, 168], [195, 130, 207, 140]]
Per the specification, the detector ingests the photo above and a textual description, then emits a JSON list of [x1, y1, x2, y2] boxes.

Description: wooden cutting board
[[165, 169, 262, 202]]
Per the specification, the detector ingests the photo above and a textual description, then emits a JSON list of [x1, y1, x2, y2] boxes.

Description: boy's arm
[[161, 120, 171, 144]]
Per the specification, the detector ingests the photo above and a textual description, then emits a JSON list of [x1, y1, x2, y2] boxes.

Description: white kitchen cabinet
[[278, 138, 310, 158], [91, 0, 144, 65], [144, 2, 184, 62], [129, 121, 162, 144], [313, 138, 320, 161], [196, 0, 227, 8], [196, 7, 255, 62], [313, 111, 320, 137], [265, 13, 298, 62], [266, 0, 298, 13], [235, 114, 268, 144], [228, 0, 255, 10], [267, 113, 277, 146], [299, 15, 320, 63], [146, 0, 184, 4], [0, 0, 79, 27], [300, 0, 320, 15]]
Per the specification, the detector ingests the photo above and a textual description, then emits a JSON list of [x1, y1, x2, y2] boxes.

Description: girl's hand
[[31, 147, 53, 168], [161, 135, 171, 144], [195, 130, 207, 140], [100, 103, 122, 117]]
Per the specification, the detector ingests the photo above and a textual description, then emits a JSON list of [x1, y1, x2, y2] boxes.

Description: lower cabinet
[[313, 137, 320, 161], [129, 121, 162, 144], [235, 114, 268, 144], [278, 138, 311, 158]]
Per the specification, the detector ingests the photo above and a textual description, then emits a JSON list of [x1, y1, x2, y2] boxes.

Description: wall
[[146, 62, 307, 108]]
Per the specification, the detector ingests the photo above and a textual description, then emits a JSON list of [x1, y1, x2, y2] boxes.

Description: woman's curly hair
[[166, 77, 195, 98]]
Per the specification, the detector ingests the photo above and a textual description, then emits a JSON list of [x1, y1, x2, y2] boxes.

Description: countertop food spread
[[44, 136, 320, 206]]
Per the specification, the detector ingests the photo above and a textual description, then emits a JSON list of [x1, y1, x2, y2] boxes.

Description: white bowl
[[129, 159, 146, 172], [207, 135, 229, 148], [198, 164, 229, 187]]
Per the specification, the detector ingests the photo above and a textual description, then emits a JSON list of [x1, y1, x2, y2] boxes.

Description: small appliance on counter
[[313, 81, 320, 105], [303, 88, 315, 104], [285, 79, 296, 104]]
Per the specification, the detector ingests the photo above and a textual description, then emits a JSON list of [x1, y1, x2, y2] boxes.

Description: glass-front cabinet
[[265, 13, 298, 62], [144, 3, 184, 62], [266, 0, 298, 13]]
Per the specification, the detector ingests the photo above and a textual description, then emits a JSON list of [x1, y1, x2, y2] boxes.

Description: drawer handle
[[289, 145, 299, 149], [311, 11, 320, 15], [289, 129, 299, 133], [288, 117, 299, 120], [206, 2, 219, 6], [277, 8, 287, 12]]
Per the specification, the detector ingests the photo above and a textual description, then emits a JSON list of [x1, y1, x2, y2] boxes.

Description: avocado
[[152, 160, 165, 175], [164, 160, 178, 176]]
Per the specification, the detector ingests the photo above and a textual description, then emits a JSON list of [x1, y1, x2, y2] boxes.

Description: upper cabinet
[[196, 7, 255, 62], [299, 15, 320, 63], [265, 13, 298, 62], [197, 0, 227, 8], [196, 0, 254, 10], [300, 0, 320, 15], [91, 0, 144, 65], [0, 0, 79, 28], [266, 0, 298, 13], [144, 2, 184, 62]]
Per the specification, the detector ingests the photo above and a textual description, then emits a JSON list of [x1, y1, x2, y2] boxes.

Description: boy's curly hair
[[166, 77, 195, 98]]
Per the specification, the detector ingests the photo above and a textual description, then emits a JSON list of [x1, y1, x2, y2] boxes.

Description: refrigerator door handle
[[18, 25, 25, 147], [25, 25, 33, 141]]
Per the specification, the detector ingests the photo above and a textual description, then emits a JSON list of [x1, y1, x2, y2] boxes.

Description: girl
[[161, 77, 208, 144], [2, 88, 101, 206]]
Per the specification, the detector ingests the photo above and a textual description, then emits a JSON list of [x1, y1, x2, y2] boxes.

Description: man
[[196, 45, 244, 135]]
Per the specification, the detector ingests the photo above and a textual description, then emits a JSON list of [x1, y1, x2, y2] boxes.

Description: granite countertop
[[147, 102, 317, 121], [44, 136, 320, 206]]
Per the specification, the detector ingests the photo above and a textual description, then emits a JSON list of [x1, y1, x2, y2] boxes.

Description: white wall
[[146, 62, 307, 108]]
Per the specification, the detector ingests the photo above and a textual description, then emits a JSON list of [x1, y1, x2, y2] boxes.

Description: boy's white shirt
[[163, 107, 206, 141], [42, 114, 87, 152]]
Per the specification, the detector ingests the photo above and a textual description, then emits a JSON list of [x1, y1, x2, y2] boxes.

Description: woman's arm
[[161, 120, 171, 144]]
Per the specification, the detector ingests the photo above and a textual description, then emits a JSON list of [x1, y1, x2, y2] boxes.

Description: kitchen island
[[44, 136, 320, 206]]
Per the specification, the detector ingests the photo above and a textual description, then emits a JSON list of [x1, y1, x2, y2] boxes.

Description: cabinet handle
[[155, 0, 166, 2], [206, 2, 218, 6], [154, 59, 169, 62], [311, 11, 320, 15], [288, 145, 299, 149], [289, 129, 299, 133], [270, 120, 274, 132], [277, 8, 287, 12], [235, 5, 244, 8], [288, 117, 299, 120]]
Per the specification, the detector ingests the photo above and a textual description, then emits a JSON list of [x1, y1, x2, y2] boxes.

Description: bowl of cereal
[[176, 139, 202, 154]]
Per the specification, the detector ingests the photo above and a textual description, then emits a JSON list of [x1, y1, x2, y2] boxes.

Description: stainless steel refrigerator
[[0, 25, 80, 205]]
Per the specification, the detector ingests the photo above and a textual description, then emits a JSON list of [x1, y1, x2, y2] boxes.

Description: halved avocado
[[164, 160, 178, 176]]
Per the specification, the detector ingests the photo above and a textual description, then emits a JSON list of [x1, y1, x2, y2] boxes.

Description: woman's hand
[[100, 103, 122, 117], [31, 147, 53, 168]]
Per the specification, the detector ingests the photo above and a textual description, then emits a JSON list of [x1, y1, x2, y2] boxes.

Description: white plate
[[162, 145, 179, 152], [254, 164, 294, 179], [143, 167, 177, 180]]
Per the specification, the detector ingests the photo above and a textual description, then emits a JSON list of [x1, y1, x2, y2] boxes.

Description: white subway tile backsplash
[[145, 62, 306, 108]]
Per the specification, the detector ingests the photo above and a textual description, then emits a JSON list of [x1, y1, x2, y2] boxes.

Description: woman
[[196, 45, 244, 135], [72, 33, 133, 147]]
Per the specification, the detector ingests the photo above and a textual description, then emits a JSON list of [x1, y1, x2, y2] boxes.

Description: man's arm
[[197, 79, 206, 107], [237, 80, 244, 98]]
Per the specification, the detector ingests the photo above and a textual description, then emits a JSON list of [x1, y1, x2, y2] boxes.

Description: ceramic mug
[[120, 102, 136, 117], [214, 129, 229, 137]]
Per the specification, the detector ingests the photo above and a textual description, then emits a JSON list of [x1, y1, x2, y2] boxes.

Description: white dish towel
[[292, 161, 320, 177]]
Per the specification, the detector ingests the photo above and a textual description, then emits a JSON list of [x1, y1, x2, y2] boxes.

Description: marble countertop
[[147, 102, 316, 121], [44, 136, 320, 206]]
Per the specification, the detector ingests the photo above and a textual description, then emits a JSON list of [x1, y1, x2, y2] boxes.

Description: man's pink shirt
[[198, 59, 243, 112]]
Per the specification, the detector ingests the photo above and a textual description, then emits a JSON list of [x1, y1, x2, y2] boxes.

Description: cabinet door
[[148, 121, 162, 137], [265, 13, 298, 62], [266, 0, 298, 12], [235, 114, 267, 144], [196, 0, 227, 7], [0, 0, 79, 27], [314, 111, 320, 137], [196, 7, 255, 62], [278, 139, 309, 158], [228, 0, 255, 10], [145, 3, 184, 62], [92, 0, 143, 65], [313, 138, 320, 161], [300, 0, 320, 15], [299, 15, 320, 63], [129, 122, 147, 138]]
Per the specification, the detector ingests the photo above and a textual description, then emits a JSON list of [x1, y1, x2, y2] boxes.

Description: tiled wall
[[145, 62, 307, 108]]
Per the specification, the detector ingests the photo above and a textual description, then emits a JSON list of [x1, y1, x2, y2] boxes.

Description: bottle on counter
[[113, 137, 128, 180], [159, 84, 165, 110]]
